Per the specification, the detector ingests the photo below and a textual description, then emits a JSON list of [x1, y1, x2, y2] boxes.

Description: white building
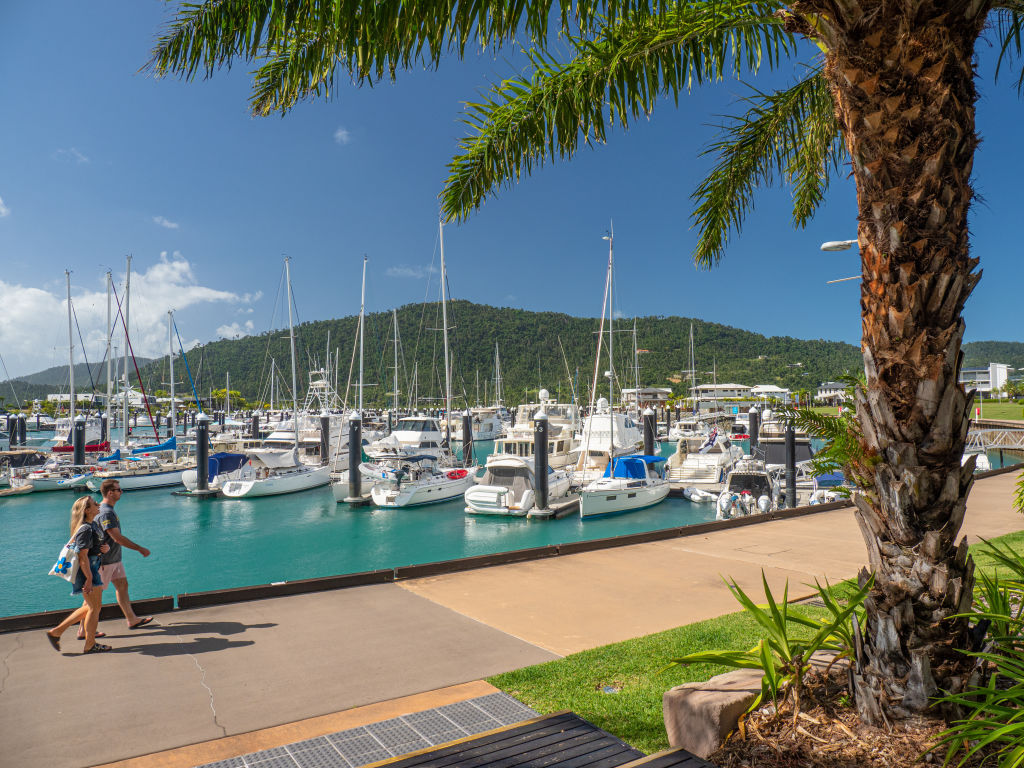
[[621, 387, 673, 408], [749, 384, 791, 402], [692, 383, 752, 400], [46, 393, 96, 405], [959, 363, 1011, 395], [817, 382, 851, 404]]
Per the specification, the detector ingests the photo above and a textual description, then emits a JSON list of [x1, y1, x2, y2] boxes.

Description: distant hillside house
[[959, 363, 1011, 395], [750, 384, 791, 402], [817, 382, 851, 404], [692, 383, 752, 399], [621, 387, 673, 409], [45, 393, 96, 405]]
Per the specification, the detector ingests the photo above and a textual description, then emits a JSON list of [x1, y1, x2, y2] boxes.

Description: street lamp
[[821, 237, 860, 283]]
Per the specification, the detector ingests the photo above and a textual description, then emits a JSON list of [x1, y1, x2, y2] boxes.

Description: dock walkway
[[0, 470, 1020, 768]]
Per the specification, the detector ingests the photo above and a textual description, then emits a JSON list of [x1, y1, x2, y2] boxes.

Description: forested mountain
[[2, 302, 1019, 409]]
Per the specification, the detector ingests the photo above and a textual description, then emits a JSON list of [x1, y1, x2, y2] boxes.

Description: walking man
[[95, 478, 153, 630]]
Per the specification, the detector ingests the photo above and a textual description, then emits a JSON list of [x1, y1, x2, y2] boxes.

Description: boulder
[[663, 668, 763, 758]]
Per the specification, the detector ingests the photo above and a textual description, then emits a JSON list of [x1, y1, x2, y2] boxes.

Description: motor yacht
[[465, 454, 571, 516], [579, 455, 669, 518]]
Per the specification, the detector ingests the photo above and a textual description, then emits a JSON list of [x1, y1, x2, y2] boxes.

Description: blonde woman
[[45, 496, 111, 653]]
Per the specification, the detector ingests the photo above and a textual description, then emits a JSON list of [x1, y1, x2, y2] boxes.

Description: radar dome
[[538, 388, 550, 401]]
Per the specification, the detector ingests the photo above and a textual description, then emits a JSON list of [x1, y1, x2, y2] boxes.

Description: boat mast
[[689, 322, 696, 413], [270, 358, 275, 411], [168, 310, 176, 458], [285, 257, 300, 459], [359, 255, 366, 416], [105, 271, 112, 439], [66, 270, 74, 425], [392, 308, 399, 416], [633, 319, 639, 419], [225, 372, 230, 415], [439, 221, 452, 447], [606, 226, 614, 455], [494, 343, 502, 407], [123, 255, 132, 440]]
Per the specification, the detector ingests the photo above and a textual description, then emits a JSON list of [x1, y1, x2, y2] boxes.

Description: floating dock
[[526, 495, 580, 519]]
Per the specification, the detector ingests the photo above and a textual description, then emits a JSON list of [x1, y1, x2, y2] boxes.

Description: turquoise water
[[2, 439, 716, 618]]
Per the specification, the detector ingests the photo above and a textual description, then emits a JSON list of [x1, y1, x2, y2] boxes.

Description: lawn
[[488, 531, 1024, 754], [971, 399, 1024, 421]]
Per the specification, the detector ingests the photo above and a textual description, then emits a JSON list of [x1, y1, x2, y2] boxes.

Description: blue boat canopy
[[603, 455, 666, 479], [209, 452, 248, 478], [98, 449, 121, 462], [131, 436, 177, 455]]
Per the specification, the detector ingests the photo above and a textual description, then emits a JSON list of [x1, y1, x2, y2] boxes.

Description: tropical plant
[[667, 573, 871, 720], [147, 0, 1024, 724]]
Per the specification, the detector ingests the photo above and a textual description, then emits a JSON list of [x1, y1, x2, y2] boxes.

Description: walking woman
[[45, 496, 112, 653]]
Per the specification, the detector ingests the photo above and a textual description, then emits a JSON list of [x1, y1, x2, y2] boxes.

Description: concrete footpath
[[1, 471, 1021, 768]]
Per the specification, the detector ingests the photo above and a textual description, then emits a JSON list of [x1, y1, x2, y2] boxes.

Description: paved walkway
[[2, 470, 1021, 768]]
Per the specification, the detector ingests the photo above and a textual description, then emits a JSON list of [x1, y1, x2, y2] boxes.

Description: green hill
[[3, 303, 1019, 410]]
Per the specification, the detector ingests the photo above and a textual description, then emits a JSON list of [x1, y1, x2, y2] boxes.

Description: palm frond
[[146, 1, 691, 96], [690, 67, 841, 268], [992, 2, 1024, 93], [441, 1, 792, 221]]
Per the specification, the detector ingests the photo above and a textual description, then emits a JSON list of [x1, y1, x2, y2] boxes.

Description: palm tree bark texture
[[781, 0, 991, 723]]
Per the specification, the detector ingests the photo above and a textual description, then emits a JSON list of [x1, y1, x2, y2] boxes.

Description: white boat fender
[[757, 495, 771, 514]]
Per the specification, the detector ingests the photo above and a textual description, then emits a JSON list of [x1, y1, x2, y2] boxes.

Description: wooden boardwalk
[[366, 711, 714, 768]]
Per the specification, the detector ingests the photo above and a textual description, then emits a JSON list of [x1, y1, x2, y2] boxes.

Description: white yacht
[[366, 455, 476, 507], [10, 458, 100, 492], [465, 454, 571, 516], [365, 416, 447, 460], [571, 398, 643, 486], [86, 456, 192, 491], [491, 393, 580, 470], [664, 431, 743, 492], [449, 408, 505, 442], [579, 455, 670, 519]]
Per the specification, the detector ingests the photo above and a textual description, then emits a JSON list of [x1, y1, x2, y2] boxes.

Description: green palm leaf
[[690, 66, 841, 267], [440, 1, 792, 221]]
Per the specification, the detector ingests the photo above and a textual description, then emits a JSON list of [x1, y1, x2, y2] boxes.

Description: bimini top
[[603, 455, 667, 479], [209, 452, 248, 478], [131, 436, 177, 455]]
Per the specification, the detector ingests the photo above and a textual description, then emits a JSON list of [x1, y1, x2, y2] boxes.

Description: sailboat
[[222, 258, 330, 498], [577, 230, 668, 517], [368, 222, 476, 508]]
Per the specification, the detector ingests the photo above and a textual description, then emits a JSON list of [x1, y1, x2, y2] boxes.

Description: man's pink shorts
[[99, 562, 127, 583]]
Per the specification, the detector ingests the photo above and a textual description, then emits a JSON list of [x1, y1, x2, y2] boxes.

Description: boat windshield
[[480, 465, 532, 497], [396, 419, 438, 432], [727, 473, 772, 497]]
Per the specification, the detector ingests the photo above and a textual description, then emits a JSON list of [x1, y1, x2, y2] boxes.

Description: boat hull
[[221, 465, 330, 498], [465, 474, 571, 516], [579, 481, 670, 519], [370, 473, 476, 508], [85, 469, 186, 491]]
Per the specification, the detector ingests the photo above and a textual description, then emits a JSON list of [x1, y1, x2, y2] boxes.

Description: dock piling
[[196, 414, 210, 491]]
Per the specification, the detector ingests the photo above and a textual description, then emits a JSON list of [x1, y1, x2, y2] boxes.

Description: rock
[[663, 668, 763, 758]]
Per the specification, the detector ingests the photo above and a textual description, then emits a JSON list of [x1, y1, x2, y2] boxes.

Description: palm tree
[[147, 0, 1023, 723]]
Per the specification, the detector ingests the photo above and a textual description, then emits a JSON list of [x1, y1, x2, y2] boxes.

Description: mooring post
[[643, 407, 656, 457], [749, 407, 760, 453], [251, 413, 260, 440], [17, 414, 26, 446], [346, 411, 362, 502], [534, 409, 549, 511], [320, 411, 330, 466], [196, 414, 210, 491], [785, 425, 797, 508], [101, 414, 108, 444], [73, 414, 86, 465], [462, 410, 474, 467]]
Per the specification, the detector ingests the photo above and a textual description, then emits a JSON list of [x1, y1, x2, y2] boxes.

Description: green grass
[[971, 399, 1024, 421], [488, 532, 1024, 754]]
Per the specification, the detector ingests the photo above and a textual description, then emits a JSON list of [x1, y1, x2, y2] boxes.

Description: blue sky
[[0, 1, 1020, 379]]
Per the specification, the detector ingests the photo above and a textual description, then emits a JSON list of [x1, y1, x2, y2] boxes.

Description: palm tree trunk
[[787, 0, 991, 722]]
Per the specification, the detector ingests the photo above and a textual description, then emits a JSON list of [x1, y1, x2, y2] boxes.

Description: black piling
[[643, 407, 656, 457], [346, 412, 362, 502], [166, 413, 174, 439], [749, 408, 760, 452], [785, 425, 797, 509], [101, 414, 108, 443], [462, 410, 474, 467], [73, 415, 86, 465], [534, 409, 549, 511], [35, 414, 41, 431], [251, 414, 260, 440], [196, 415, 210, 491], [319, 412, 330, 466], [17, 415, 26, 446]]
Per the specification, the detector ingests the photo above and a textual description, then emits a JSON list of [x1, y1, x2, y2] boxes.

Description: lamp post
[[821, 238, 860, 284]]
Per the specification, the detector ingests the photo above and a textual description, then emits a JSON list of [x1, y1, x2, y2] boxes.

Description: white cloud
[[386, 264, 437, 279], [0, 195, 8, 218], [216, 321, 255, 338], [54, 147, 90, 164], [0, 253, 257, 378], [333, 127, 351, 145], [613, 310, 625, 319], [152, 215, 180, 229]]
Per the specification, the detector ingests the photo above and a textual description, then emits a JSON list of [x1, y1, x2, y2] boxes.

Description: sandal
[[45, 632, 60, 652], [82, 643, 112, 654], [76, 631, 106, 640]]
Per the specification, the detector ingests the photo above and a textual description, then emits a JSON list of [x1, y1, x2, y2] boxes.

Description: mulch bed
[[709, 667, 990, 768]]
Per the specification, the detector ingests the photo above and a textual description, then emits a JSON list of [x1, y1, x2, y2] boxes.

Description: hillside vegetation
[[2, 302, 1020, 409]]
